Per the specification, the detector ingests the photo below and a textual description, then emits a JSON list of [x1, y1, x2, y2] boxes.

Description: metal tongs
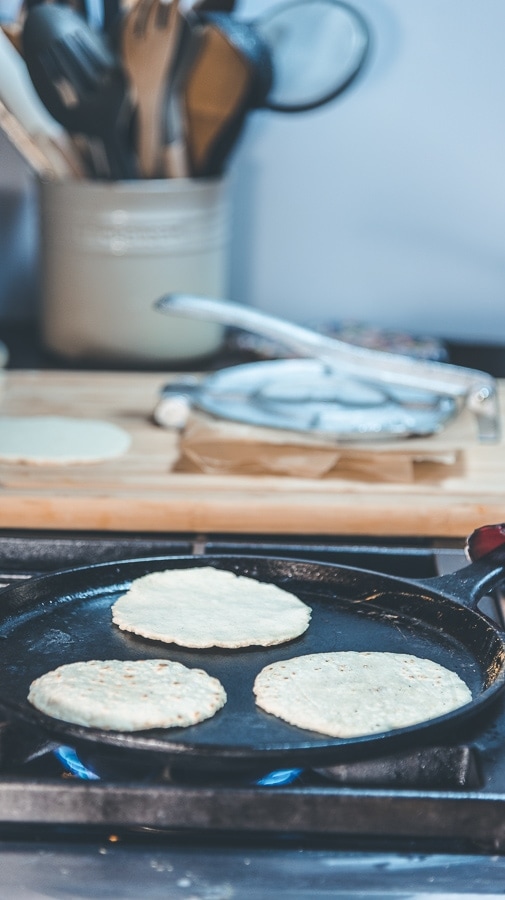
[[155, 294, 500, 442]]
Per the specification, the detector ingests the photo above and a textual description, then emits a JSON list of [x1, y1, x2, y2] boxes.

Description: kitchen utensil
[[103, 0, 121, 34], [252, 0, 369, 111], [0, 98, 62, 178], [155, 359, 458, 439], [0, 339, 8, 368], [0, 524, 505, 773], [23, 0, 113, 33], [467, 522, 505, 562], [155, 294, 500, 442], [161, 8, 194, 178], [0, 25, 83, 177], [24, 0, 88, 15], [192, 0, 369, 115], [194, 0, 236, 12], [181, 17, 268, 177], [22, 4, 137, 180], [196, 12, 273, 108], [121, 0, 184, 178]]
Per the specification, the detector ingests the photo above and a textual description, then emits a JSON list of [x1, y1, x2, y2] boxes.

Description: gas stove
[[2, 334, 505, 897], [1, 529, 505, 859]]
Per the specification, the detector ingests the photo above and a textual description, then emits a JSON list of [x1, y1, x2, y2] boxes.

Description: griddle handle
[[416, 542, 505, 611]]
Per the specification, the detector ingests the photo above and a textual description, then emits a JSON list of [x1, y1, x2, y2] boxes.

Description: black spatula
[[23, 4, 137, 179]]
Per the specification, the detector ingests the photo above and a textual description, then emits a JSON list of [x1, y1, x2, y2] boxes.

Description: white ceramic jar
[[38, 176, 229, 365]]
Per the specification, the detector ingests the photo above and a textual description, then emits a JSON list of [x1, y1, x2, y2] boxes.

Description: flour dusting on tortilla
[[112, 566, 311, 648], [28, 659, 226, 731], [253, 651, 472, 737]]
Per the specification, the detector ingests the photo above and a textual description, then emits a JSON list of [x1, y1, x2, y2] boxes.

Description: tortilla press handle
[[154, 293, 500, 443], [152, 375, 200, 429]]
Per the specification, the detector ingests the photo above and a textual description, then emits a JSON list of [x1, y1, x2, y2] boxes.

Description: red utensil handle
[[466, 523, 505, 561]]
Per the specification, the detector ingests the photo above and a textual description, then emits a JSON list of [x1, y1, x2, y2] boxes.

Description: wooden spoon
[[122, 0, 183, 178], [181, 13, 273, 177]]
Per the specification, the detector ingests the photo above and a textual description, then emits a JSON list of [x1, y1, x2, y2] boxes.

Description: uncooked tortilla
[[111, 566, 312, 648], [253, 651, 472, 737], [28, 659, 226, 731], [0, 416, 131, 464]]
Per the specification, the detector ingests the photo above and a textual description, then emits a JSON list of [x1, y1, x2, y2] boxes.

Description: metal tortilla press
[[154, 294, 500, 443]]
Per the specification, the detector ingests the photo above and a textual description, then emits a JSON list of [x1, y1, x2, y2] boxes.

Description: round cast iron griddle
[[0, 551, 505, 773]]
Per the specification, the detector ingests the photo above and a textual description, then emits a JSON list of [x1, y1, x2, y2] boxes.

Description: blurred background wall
[[1, 0, 505, 342]]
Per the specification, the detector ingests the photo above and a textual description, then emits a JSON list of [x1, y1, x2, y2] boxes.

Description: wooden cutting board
[[0, 369, 504, 538]]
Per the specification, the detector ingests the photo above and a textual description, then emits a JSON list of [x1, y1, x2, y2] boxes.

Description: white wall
[[227, 0, 505, 342], [2, 0, 505, 342]]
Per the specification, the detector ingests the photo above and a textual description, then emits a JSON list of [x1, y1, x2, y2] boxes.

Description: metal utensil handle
[[155, 293, 500, 442]]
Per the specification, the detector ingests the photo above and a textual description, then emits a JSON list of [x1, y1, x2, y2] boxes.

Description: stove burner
[[55, 743, 307, 787], [54, 746, 100, 781], [256, 768, 304, 786], [49, 742, 479, 791]]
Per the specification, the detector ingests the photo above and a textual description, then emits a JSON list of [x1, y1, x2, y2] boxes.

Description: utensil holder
[[38, 176, 230, 365]]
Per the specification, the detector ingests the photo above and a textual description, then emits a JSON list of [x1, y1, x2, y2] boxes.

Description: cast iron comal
[[0, 524, 504, 773]]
